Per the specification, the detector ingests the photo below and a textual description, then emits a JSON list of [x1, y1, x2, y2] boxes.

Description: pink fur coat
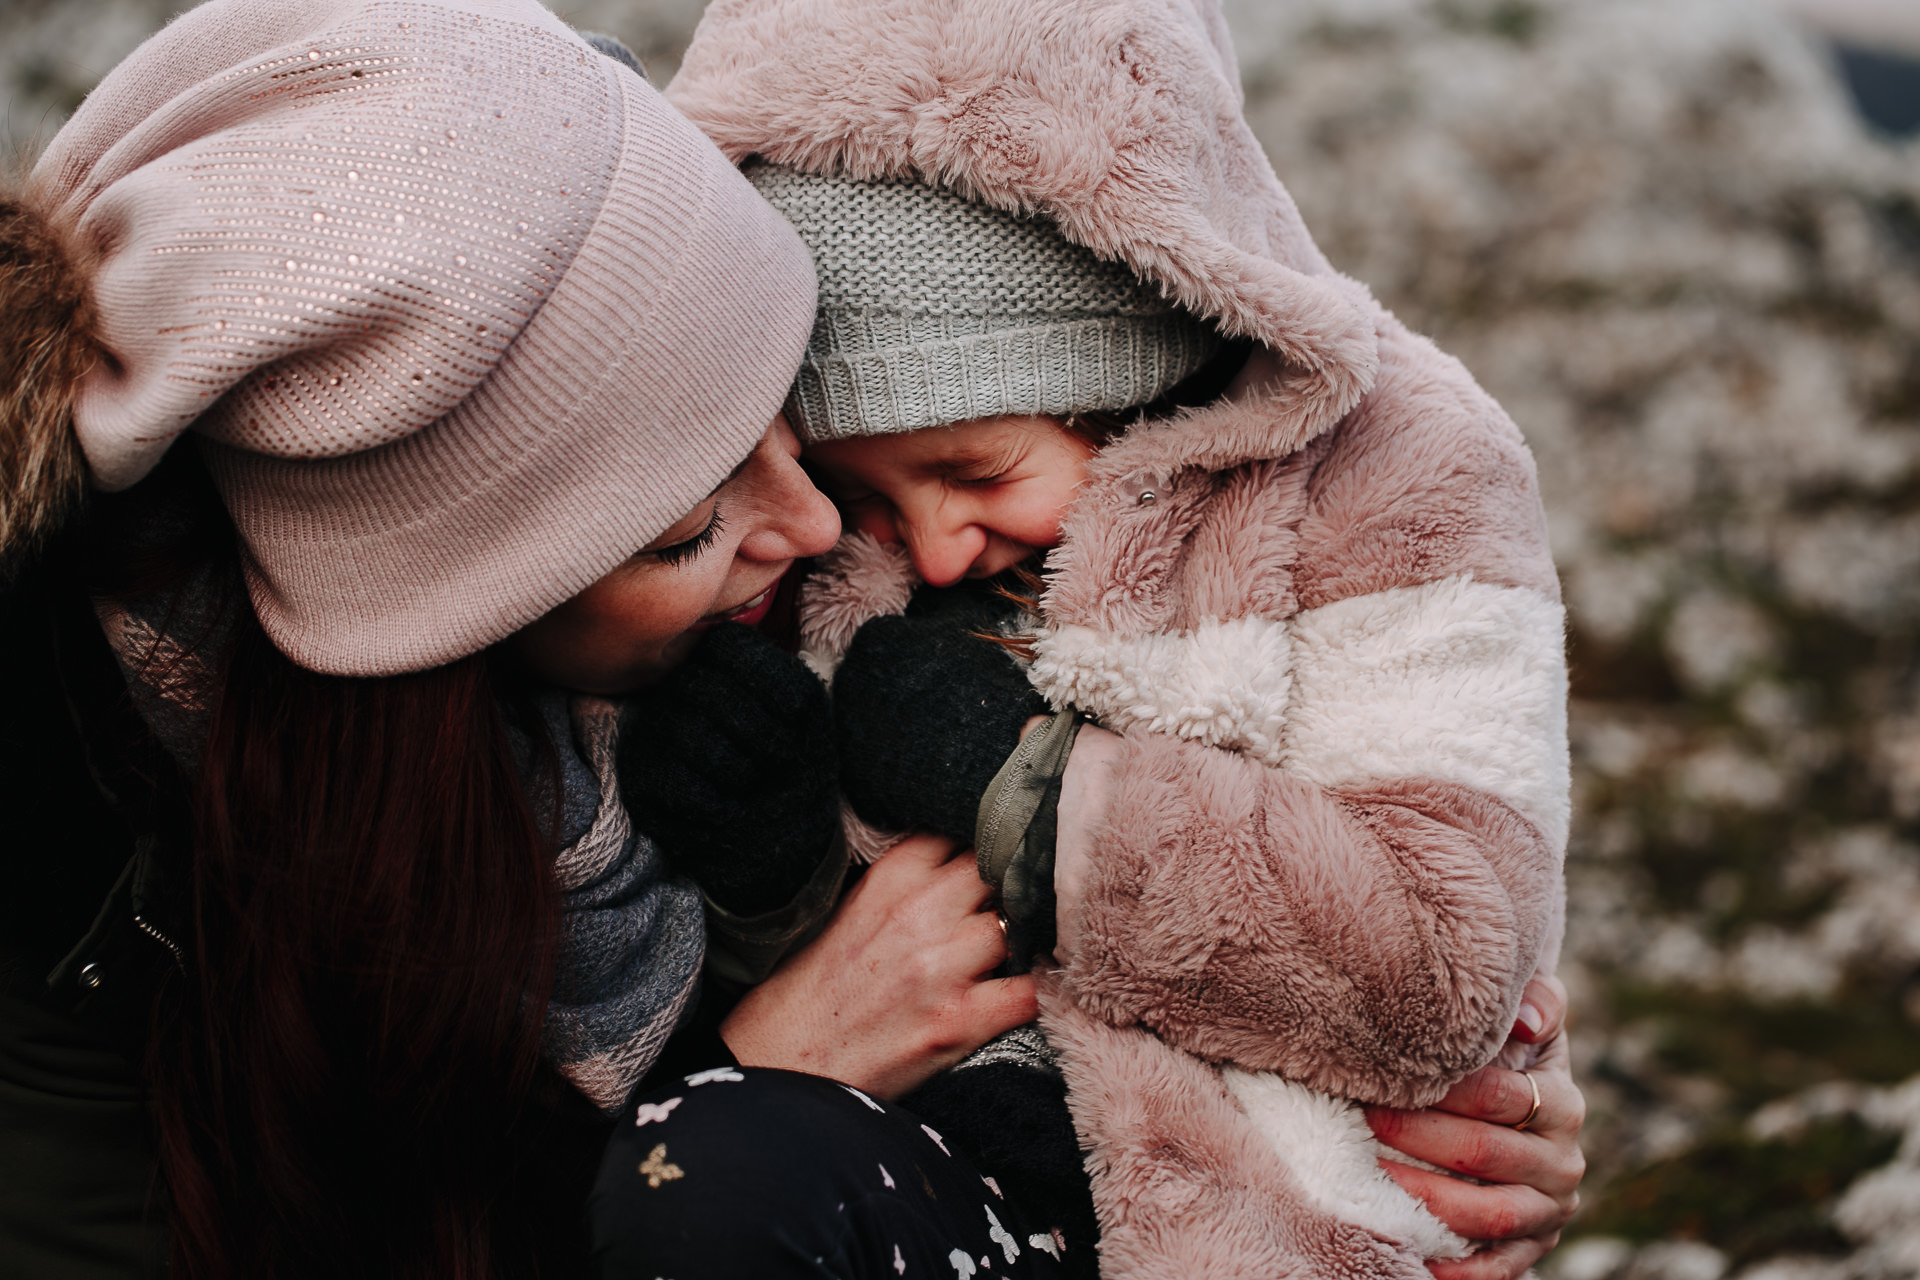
[[670, 2, 1569, 1276]]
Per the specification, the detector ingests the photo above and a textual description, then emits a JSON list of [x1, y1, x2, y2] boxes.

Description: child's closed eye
[[937, 440, 1027, 486]]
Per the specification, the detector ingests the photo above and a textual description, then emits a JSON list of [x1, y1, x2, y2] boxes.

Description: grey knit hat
[[747, 165, 1221, 441]]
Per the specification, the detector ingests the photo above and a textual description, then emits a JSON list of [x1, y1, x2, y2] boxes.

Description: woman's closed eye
[[648, 506, 727, 567]]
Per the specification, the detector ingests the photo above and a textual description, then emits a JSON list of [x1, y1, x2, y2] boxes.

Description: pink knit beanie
[[29, 0, 817, 676]]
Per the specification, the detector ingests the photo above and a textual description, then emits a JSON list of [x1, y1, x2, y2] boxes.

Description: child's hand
[[617, 622, 839, 915], [832, 601, 1046, 845]]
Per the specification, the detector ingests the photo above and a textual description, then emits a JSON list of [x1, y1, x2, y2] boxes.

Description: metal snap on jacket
[[1123, 467, 1170, 506], [78, 963, 101, 989]]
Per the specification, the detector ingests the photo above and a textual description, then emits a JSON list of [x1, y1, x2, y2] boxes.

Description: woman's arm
[[1368, 975, 1585, 1280], [718, 832, 1035, 1099]]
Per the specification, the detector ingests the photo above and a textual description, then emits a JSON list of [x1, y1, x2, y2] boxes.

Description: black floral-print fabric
[[591, 1067, 1074, 1278]]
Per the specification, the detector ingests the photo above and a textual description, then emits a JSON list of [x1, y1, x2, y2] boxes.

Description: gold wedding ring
[[1514, 1069, 1543, 1132]]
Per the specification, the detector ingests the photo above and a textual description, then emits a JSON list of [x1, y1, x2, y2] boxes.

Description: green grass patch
[[1610, 984, 1920, 1110], [1437, 0, 1544, 44], [1568, 628, 1682, 705], [1575, 1115, 1897, 1264], [1612, 806, 1838, 933]]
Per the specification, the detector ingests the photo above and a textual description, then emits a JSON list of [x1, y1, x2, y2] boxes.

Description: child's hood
[[667, 0, 1381, 473]]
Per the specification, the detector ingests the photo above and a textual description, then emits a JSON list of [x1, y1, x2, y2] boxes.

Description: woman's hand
[[1365, 974, 1586, 1280], [718, 833, 1036, 1100]]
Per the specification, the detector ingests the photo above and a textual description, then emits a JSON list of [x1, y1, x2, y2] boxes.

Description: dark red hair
[[108, 463, 562, 1278]]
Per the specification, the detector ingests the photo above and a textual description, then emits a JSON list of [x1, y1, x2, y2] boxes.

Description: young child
[[624, 1, 1571, 1276]]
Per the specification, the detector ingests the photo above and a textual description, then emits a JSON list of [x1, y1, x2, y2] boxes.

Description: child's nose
[[905, 524, 988, 588]]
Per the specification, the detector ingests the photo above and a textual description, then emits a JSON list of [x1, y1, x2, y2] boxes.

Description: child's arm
[[830, 589, 1560, 1111], [1029, 319, 1568, 1110], [1046, 721, 1559, 1110]]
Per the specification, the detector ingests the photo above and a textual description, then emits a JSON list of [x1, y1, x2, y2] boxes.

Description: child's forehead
[[805, 415, 1067, 466]]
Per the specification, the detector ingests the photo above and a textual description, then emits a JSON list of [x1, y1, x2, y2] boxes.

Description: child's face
[[806, 414, 1097, 587]]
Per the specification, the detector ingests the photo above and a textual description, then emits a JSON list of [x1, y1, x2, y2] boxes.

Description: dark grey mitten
[[616, 623, 838, 916], [832, 582, 1046, 846], [974, 709, 1079, 973], [578, 32, 648, 81]]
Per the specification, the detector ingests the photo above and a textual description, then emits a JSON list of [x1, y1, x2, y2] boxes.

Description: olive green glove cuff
[[975, 710, 1082, 973], [700, 829, 850, 988]]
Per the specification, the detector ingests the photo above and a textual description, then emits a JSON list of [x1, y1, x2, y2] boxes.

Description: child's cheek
[[1035, 450, 1097, 547], [1023, 475, 1084, 549]]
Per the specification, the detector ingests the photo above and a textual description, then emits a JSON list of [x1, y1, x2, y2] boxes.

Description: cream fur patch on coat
[[1030, 575, 1571, 851], [1221, 1069, 1469, 1260], [677, 1, 1570, 1275]]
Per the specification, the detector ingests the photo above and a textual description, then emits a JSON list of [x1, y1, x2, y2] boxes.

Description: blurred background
[[7, 0, 1919, 1276]]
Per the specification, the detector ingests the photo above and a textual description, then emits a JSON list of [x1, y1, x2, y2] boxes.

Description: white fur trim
[[796, 532, 917, 681], [800, 644, 843, 682], [841, 800, 906, 865], [1027, 577, 1568, 847], [1029, 616, 1296, 764], [1282, 577, 1570, 851], [1222, 1068, 1471, 1260]]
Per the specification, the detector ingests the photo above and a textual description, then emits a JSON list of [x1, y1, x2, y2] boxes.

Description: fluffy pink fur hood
[[667, 0, 1380, 466]]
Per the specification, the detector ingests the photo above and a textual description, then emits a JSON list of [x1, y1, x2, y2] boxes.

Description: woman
[[0, 0, 1581, 1276]]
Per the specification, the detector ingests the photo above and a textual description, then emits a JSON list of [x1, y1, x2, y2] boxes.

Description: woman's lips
[[710, 580, 778, 628]]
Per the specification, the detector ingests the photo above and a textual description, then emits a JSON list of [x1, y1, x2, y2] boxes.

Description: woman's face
[[513, 414, 840, 693]]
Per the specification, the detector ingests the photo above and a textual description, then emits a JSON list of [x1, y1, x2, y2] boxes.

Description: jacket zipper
[[134, 913, 188, 973]]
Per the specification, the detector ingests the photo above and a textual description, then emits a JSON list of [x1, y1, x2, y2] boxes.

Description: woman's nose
[[779, 472, 844, 559], [741, 455, 842, 562]]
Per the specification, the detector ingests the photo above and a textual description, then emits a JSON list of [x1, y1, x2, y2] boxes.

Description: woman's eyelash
[[650, 507, 726, 567]]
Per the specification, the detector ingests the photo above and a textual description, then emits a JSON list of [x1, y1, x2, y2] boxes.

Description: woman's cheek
[[601, 563, 721, 670], [661, 561, 731, 633]]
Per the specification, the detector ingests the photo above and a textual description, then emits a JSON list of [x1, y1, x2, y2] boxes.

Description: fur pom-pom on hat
[[0, 187, 95, 578]]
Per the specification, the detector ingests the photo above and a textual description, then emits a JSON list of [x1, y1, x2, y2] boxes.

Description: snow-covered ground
[[7, 0, 1919, 1274]]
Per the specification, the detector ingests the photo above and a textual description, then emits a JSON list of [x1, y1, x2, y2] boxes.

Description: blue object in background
[[1834, 43, 1920, 137]]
